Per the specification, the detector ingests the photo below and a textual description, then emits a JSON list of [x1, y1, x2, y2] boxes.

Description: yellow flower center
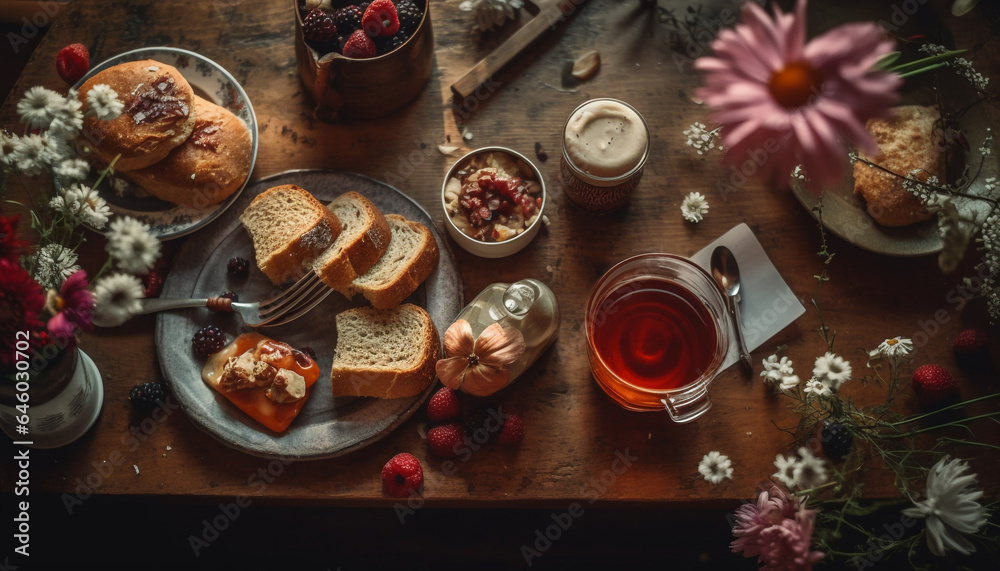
[[887, 339, 898, 346], [768, 62, 823, 108]]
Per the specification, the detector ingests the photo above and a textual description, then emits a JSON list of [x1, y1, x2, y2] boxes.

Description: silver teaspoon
[[711, 245, 753, 374]]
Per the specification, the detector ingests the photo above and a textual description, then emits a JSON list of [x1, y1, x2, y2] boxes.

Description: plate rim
[[154, 169, 462, 460], [72, 46, 259, 241]]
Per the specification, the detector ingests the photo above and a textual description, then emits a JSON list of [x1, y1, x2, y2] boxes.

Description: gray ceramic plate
[[72, 47, 259, 240], [791, 75, 997, 257], [155, 170, 462, 459]]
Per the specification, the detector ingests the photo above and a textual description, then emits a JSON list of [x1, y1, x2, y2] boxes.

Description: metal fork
[[126, 271, 333, 328]]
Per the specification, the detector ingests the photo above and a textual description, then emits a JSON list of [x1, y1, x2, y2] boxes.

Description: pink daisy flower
[[694, 0, 901, 190], [732, 484, 802, 557], [46, 269, 95, 343]]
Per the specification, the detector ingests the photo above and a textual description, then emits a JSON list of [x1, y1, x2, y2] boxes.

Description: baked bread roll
[[312, 192, 391, 292], [347, 214, 438, 309], [330, 304, 440, 399], [853, 105, 945, 227], [77, 59, 197, 171], [122, 96, 252, 208], [240, 184, 342, 285]]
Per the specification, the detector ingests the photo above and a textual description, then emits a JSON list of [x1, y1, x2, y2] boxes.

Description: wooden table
[[2, 0, 999, 566]]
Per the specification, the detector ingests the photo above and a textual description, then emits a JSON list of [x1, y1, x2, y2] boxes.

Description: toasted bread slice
[[240, 184, 342, 285], [853, 105, 944, 227], [330, 304, 440, 399], [348, 214, 439, 309], [313, 191, 392, 292]]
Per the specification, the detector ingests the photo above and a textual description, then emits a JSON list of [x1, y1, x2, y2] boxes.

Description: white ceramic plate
[[155, 170, 462, 460], [72, 47, 259, 240]]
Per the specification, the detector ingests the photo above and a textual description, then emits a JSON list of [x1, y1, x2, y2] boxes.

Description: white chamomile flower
[[52, 158, 92, 183], [813, 352, 852, 391], [9, 133, 47, 176], [778, 374, 800, 393], [31, 243, 81, 290], [683, 122, 719, 155], [772, 453, 798, 489], [902, 456, 989, 556], [698, 451, 734, 485], [870, 336, 913, 359], [803, 378, 832, 400], [16, 86, 64, 130], [791, 447, 829, 491], [1, 131, 18, 168], [681, 192, 709, 223], [105, 216, 161, 274], [45, 91, 84, 141], [760, 354, 798, 391], [49, 193, 80, 218], [93, 273, 145, 327], [86, 84, 124, 120], [66, 184, 112, 230]]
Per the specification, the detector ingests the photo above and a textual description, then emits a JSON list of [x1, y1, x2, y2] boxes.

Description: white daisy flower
[[49, 193, 81, 218], [1, 130, 18, 168], [31, 243, 81, 290], [683, 122, 719, 155], [698, 451, 734, 485], [106, 216, 161, 274], [803, 378, 832, 400], [86, 84, 124, 120], [681, 191, 709, 223], [791, 447, 829, 491], [52, 158, 91, 183], [778, 374, 801, 393], [8, 133, 47, 176], [45, 92, 84, 141], [760, 354, 794, 384], [869, 336, 914, 359], [902, 456, 989, 556], [16, 86, 64, 130], [66, 184, 111, 230], [772, 453, 798, 489], [93, 273, 145, 327], [37, 133, 72, 167], [813, 352, 852, 391]]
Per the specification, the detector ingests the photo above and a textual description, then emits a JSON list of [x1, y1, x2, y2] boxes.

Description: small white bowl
[[441, 147, 546, 258]]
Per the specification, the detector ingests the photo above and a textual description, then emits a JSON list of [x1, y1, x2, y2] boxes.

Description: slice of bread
[[77, 60, 197, 171], [312, 191, 392, 293], [330, 304, 440, 399], [122, 96, 252, 208], [853, 105, 944, 227], [348, 214, 439, 309], [240, 184, 342, 285]]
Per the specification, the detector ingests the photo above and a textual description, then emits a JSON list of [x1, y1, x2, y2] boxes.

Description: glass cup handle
[[660, 387, 713, 423]]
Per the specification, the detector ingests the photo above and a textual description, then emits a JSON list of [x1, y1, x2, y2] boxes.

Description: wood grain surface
[[2, 0, 999, 512]]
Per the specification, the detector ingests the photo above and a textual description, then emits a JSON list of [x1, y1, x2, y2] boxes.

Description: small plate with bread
[[72, 47, 258, 240], [155, 170, 462, 459], [790, 74, 997, 257]]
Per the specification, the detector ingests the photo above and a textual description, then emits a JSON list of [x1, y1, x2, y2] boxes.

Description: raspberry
[[303, 8, 338, 46], [227, 257, 250, 278], [426, 386, 460, 423], [498, 411, 524, 444], [953, 328, 991, 357], [381, 452, 423, 497], [56, 43, 89, 85], [362, 0, 400, 37], [427, 422, 464, 458], [342, 29, 377, 58], [142, 271, 163, 298], [192, 325, 227, 359], [129, 382, 166, 412], [394, 0, 422, 35], [334, 4, 364, 34], [912, 364, 960, 410], [820, 421, 853, 461]]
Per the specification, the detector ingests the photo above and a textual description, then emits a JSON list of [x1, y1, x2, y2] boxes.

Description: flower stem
[[885, 393, 1000, 426], [880, 411, 1000, 439]]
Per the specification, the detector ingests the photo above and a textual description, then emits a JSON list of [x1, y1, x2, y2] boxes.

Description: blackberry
[[384, 31, 410, 53], [303, 8, 339, 46], [395, 0, 421, 35], [227, 256, 250, 278], [334, 5, 363, 34], [192, 325, 227, 359], [821, 421, 854, 461], [465, 403, 502, 444], [129, 382, 166, 412]]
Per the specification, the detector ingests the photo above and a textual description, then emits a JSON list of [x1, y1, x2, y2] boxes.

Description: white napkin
[[689, 223, 806, 372]]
